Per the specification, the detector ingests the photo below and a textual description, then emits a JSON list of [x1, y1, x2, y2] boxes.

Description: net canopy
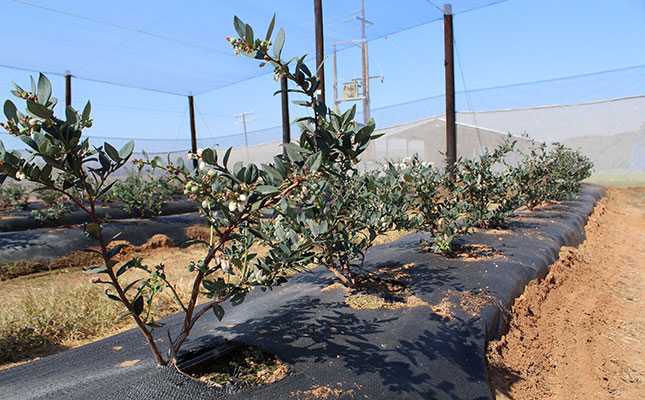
[[2, 0, 500, 95], [1, 0, 644, 185]]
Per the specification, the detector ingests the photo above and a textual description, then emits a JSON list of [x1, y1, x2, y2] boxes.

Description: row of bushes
[[396, 138, 593, 255], [0, 15, 592, 366], [0, 172, 183, 222]]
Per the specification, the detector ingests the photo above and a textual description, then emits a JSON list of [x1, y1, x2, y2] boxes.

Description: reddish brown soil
[[487, 187, 645, 399]]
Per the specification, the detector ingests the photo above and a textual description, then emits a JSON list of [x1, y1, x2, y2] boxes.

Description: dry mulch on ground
[[487, 187, 645, 399]]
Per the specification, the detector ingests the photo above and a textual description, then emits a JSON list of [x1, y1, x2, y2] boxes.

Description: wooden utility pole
[[188, 95, 198, 169], [234, 111, 255, 148], [443, 4, 456, 169], [360, 0, 370, 124], [333, 43, 338, 106], [65, 72, 72, 107], [281, 76, 290, 155], [314, 0, 325, 104]]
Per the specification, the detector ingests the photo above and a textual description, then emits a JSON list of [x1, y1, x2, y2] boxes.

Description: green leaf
[[212, 304, 225, 321], [273, 28, 285, 59], [107, 244, 124, 259], [37, 73, 52, 104], [151, 156, 164, 169], [26, 100, 53, 119], [305, 151, 322, 172], [132, 295, 144, 316], [244, 163, 258, 183], [261, 164, 284, 181], [84, 266, 108, 274], [119, 140, 135, 160], [82, 101, 91, 120], [105, 290, 121, 302], [65, 106, 78, 125], [341, 105, 357, 127], [256, 185, 279, 194], [3, 100, 18, 123], [98, 180, 116, 199], [244, 23, 254, 46], [201, 148, 216, 165], [248, 227, 270, 241], [99, 151, 111, 171], [223, 147, 232, 168], [231, 291, 246, 306], [284, 142, 309, 163], [123, 279, 142, 294], [116, 258, 139, 277], [103, 142, 121, 163], [273, 156, 287, 178], [265, 13, 276, 40], [179, 239, 209, 248], [233, 16, 246, 38], [19, 135, 39, 151]]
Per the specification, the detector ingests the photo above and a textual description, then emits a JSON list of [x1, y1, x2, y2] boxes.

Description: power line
[[424, 0, 444, 13], [195, 103, 215, 139], [453, 37, 483, 152]]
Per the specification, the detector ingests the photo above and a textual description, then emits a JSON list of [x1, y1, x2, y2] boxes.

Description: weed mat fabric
[[0, 184, 604, 400], [0, 199, 197, 233], [0, 212, 203, 262]]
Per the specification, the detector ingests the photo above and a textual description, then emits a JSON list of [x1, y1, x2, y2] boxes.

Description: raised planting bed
[[0, 198, 198, 233], [0, 184, 604, 400], [0, 212, 204, 263]]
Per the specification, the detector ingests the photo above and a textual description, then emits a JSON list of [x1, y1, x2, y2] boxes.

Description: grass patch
[[344, 275, 428, 310], [0, 251, 101, 281], [585, 169, 645, 187], [0, 228, 412, 367], [0, 281, 122, 363]]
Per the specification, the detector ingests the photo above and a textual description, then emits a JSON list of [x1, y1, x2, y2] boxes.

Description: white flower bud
[[201, 200, 210, 209], [229, 202, 237, 212], [239, 194, 247, 202], [15, 171, 26, 181]]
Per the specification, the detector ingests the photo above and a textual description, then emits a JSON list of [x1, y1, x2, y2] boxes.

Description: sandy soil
[[487, 187, 645, 399]]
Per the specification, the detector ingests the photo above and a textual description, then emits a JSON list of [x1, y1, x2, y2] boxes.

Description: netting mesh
[[1, 1, 643, 185]]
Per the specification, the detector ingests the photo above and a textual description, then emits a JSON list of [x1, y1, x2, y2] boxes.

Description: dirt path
[[487, 187, 645, 399]]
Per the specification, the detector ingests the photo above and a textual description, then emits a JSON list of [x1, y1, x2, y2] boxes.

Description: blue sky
[[0, 0, 643, 152]]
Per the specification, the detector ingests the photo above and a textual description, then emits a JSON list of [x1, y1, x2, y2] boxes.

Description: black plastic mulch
[[0, 199, 198, 233], [0, 184, 605, 400], [0, 212, 203, 262]]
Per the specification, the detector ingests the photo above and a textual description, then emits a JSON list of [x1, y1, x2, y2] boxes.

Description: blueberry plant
[[104, 171, 174, 217], [0, 74, 169, 360], [0, 182, 29, 211], [127, 14, 384, 363], [397, 156, 470, 255], [448, 137, 521, 229], [394, 135, 593, 255], [31, 186, 76, 225], [511, 139, 593, 210]]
